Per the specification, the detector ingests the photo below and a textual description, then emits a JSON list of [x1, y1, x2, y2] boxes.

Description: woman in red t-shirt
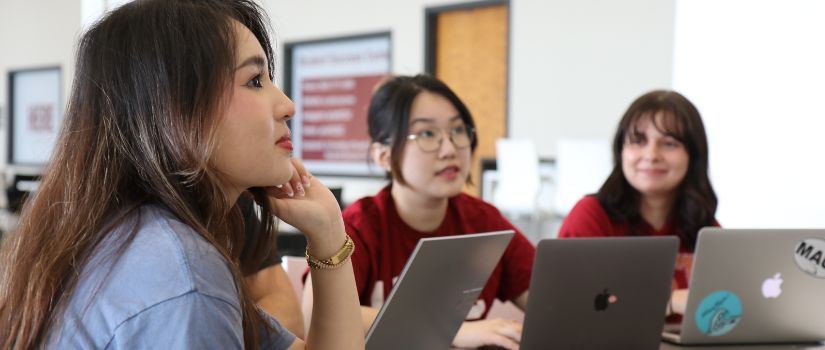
[[558, 90, 718, 317], [302, 75, 535, 350]]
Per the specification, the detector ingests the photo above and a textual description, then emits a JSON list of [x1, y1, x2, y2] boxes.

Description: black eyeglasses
[[406, 124, 475, 152]]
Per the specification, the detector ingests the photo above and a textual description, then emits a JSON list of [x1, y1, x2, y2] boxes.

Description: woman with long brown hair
[[0, 0, 363, 348], [559, 90, 719, 317]]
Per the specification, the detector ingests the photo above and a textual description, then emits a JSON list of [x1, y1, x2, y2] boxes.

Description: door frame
[[423, 0, 511, 137]]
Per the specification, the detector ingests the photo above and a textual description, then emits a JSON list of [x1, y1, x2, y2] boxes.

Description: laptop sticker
[[793, 238, 825, 278], [695, 291, 742, 336]]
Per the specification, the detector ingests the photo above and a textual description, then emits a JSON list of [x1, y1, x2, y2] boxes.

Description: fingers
[[487, 333, 520, 350], [291, 158, 312, 187], [290, 158, 310, 182], [265, 180, 298, 199], [670, 288, 689, 315], [453, 318, 522, 350], [283, 182, 296, 197], [495, 320, 522, 343], [488, 318, 521, 347], [273, 158, 313, 198]]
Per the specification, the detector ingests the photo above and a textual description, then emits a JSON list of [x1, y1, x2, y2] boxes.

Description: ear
[[370, 142, 392, 172]]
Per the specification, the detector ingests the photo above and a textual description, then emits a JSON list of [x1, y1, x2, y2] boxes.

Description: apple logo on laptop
[[761, 273, 783, 298], [594, 289, 618, 311]]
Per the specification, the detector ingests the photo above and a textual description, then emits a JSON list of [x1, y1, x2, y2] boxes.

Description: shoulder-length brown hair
[[595, 90, 717, 250], [0, 0, 277, 348]]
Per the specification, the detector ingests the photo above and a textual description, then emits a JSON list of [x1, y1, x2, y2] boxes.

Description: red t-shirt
[[343, 185, 536, 320], [558, 195, 719, 290]]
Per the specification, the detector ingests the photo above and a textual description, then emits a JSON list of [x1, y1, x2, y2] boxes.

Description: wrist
[[303, 216, 346, 252], [305, 227, 346, 257], [306, 232, 353, 270]]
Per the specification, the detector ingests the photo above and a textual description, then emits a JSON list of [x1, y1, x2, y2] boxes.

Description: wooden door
[[427, 2, 508, 196]]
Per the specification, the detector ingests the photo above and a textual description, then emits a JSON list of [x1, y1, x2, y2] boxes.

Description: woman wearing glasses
[[303, 75, 535, 349]]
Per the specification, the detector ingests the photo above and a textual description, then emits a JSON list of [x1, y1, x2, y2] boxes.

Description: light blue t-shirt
[[46, 205, 296, 349]]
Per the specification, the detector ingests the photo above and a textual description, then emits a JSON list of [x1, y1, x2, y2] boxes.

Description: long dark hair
[[367, 74, 478, 185], [0, 0, 277, 348], [595, 90, 717, 250]]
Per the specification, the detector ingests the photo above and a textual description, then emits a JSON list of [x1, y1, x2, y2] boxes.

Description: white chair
[[554, 138, 612, 217], [491, 138, 548, 241]]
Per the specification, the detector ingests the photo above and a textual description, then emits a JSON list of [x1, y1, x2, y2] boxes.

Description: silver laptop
[[520, 236, 679, 350], [662, 228, 825, 345], [365, 230, 515, 350]]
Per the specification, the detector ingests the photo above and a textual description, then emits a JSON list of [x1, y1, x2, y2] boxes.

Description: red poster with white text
[[300, 75, 384, 162]]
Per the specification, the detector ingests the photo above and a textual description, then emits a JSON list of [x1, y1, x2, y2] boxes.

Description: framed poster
[[284, 32, 391, 176], [8, 67, 62, 166]]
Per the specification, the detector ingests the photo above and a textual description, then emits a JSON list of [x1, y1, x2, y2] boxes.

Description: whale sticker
[[695, 290, 742, 336]]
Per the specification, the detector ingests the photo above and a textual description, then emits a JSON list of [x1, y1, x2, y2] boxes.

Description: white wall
[[0, 0, 82, 190], [510, 0, 675, 156], [673, 0, 825, 228], [0, 1, 81, 109]]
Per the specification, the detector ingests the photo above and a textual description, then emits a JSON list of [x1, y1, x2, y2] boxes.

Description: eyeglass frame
[[405, 124, 476, 153]]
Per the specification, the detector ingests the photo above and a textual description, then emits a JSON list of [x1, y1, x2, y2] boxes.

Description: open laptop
[[519, 236, 679, 350], [365, 230, 515, 350], [662, 228, 825, 345]]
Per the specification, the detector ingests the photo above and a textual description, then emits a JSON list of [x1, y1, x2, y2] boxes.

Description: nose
[[641, 142, 661, 161], [437, 131, 457, 158], [273, 87, 295, 123]]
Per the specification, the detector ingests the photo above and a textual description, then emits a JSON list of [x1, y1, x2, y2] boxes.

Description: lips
[[638, 168, 667, 176], [276, 136, 293, 152], [436, 165, 460, 177]]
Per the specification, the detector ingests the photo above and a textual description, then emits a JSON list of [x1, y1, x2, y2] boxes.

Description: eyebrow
[[410, 115, 463, 125], [235, 55, 266, 71]]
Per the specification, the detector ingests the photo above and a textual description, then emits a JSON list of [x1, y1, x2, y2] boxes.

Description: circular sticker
[[694, 290, 742, 336], [793, 238, 825, 278]]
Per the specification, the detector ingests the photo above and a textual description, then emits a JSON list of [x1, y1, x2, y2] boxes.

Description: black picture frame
[[283, 32, 392, 176], [7, 66, 62, 167]]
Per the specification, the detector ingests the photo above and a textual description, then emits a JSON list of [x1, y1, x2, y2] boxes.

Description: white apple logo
[[761, 273, 783, 298]]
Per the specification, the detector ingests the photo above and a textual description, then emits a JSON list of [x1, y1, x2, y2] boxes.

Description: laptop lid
[[670, 228, 825, 345], [365, 230, 515, 350], [520, 236, 678, 350]]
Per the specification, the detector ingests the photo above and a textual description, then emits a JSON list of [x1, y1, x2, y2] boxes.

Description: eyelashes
[[246, 74, 263, 89]]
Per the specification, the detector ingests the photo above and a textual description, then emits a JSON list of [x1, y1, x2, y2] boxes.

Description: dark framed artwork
[[7, 66, 62, 166], [284, 32, 391, 176]]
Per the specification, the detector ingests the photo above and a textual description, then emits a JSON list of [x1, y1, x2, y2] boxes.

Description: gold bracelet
[[306, 234, 355, 270]]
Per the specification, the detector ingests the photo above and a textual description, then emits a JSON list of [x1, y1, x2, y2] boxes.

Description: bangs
[[626, 110, 685, 141]]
